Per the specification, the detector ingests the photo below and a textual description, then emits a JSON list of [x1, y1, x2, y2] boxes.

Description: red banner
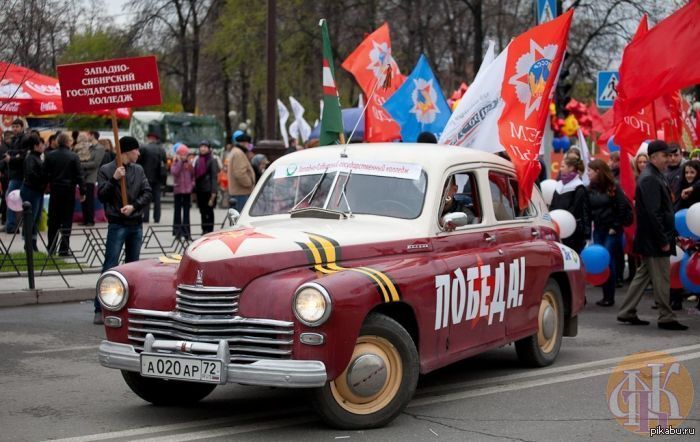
[[57, 56, 161, 112]]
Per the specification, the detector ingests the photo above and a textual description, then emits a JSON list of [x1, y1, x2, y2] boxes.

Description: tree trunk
[[471, 0, 483, 80]]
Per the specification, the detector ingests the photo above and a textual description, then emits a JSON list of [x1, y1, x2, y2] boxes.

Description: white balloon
[[670, 245, 684, 264], [687, 203, 700, 237], [6, 189, 23, 212], [549, 209, 576, 239], [540, 179, 557, 206]]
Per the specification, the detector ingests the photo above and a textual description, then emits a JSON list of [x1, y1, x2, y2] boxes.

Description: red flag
[[341, 23, 405, 141], [614, 1, 700, 124], [498, 10, 573, 207]]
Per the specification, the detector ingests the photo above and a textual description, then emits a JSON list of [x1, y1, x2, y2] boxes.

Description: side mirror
[[227, 208, 240, 226], [441, 212, 470, 231]]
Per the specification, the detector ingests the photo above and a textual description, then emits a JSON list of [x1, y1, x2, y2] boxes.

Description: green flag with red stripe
[[319, 19, 344, 146]]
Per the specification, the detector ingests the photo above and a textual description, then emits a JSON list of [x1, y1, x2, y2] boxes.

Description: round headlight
[[293, 283, 331, 326], [97, 271, 128, 311]]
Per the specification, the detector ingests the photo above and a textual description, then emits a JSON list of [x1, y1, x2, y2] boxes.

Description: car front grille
[[127, 284, 294, 363]]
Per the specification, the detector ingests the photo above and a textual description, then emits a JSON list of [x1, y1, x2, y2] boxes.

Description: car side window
[[439, 172, 482, 227], [488, 172, 516, 221], [508, 177, 536, 218]]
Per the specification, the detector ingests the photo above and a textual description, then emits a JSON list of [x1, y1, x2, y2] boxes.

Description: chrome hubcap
[[346, 353, 388, 397], [541, 305, 555, 340]]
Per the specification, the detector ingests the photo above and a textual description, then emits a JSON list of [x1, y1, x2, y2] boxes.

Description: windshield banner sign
[[275, 159, 422, 180]]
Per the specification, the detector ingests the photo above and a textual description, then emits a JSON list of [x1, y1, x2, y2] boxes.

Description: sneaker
[[93, 312, 103, 325], [596, 299, 615, 307], [658, 321, 688, 331], [688, 295, 698, 302], [617, 316, 650, 325]]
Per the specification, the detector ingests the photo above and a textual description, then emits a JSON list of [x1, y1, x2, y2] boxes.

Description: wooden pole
[[110, 110, 128, 206]]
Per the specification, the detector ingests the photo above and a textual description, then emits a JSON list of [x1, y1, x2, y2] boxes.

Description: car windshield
[[250, 169, 427, 219]]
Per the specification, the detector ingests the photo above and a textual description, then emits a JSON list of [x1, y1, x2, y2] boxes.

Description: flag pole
[[345, 62, 389, 145], [110, 110, 128, 206]]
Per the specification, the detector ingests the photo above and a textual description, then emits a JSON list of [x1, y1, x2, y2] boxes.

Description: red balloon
[[686, 252, 700, 285], [671, 261, 683, 289], [586, 267, 610, 286]]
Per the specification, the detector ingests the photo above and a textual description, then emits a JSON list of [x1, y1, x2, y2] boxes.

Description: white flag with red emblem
[[439, 10, 573, 206]]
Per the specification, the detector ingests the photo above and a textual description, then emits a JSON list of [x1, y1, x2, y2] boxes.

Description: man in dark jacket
[[95, 136, 152, 324], [4, 119, 28, 233], [193, 140, 219, 233], [663, 143, 683, 197], [43, 132, 85, 255], [137, 132, 166, 223], [618, 140, 688, 330], [80, 131, 106, 226]]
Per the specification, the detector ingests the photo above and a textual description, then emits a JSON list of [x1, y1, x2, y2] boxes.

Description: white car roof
[[270, 143, 515, 175]]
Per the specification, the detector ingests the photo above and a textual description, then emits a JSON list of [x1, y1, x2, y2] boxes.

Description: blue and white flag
[[383, 54, 451, 142]]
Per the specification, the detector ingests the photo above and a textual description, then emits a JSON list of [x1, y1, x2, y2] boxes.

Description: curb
[[0, 287, 94, 308]]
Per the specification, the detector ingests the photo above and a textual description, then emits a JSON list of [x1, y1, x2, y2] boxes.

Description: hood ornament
[[195, 269, 204, 287]]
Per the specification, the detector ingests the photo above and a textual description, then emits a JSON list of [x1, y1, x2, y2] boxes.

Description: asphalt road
[[0, 287, 699, 442]]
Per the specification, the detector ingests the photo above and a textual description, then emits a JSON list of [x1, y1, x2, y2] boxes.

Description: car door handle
[[484, 233, 496, 243], [531, 229, 540, 238]]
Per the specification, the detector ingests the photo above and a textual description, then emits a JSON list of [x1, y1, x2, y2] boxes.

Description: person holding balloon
[[19, 134, 46, 252], [550, 156, 590, 253], [618, 140, 688, 331], [587, 159, 633, 307]]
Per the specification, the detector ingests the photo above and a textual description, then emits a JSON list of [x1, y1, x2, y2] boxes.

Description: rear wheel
[[515, 279, 564, 367], [310, 313, 419, 429], [121, 371, 216, 406]]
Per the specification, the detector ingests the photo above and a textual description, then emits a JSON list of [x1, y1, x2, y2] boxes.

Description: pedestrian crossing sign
[[597, 71, 619, 108], [537, 0, 557, 24]]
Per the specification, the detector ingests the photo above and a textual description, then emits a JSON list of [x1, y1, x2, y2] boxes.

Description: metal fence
[[0, 205, 237, 288]]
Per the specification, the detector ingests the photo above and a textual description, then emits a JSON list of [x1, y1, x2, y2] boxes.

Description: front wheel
[[121, 371, 216, 406], [515, 279, 564, 367], [310, 313, 419, 429]]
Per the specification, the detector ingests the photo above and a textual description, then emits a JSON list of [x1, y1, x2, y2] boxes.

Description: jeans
[[96, 223, 143, 312], [196, 191, 215, 233], [593, 230, 621, 302], [143, 182, 161, 223], [5, 179, 22, 232], [20, 186, 43, 241], [230, 195, 249, 211], [173, 193, 191, 239]]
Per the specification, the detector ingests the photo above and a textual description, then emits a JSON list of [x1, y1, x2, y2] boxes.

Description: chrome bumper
[[98, 337, 327, 388]]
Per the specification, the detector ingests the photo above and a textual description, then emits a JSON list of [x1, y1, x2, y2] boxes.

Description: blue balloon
[[581, 244, 610, 274], [680, 252, 700, 293], [560, 136, 571, 152], [675, 209, 695, 238], [607, 136, 621, 152]]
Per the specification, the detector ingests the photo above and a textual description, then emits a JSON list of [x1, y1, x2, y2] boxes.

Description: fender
[[102, 259, 179, 343]]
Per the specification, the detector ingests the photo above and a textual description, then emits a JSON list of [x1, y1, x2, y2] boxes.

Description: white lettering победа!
[[434, 257, 525, 330]]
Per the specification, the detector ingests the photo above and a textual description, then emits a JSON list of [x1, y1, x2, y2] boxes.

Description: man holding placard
[[94, 136, 152, 324]]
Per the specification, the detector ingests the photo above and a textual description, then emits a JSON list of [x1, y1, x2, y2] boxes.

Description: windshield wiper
[[290, 168, 328, 212]]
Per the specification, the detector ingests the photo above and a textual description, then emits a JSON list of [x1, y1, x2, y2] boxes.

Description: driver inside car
[[441, 176, 478, 225]]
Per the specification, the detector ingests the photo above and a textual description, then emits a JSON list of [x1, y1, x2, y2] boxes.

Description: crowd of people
[[0, 120, 276, 256], [548, 139, 697, 331]]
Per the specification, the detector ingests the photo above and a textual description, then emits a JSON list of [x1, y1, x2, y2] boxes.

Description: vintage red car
[[97, 143, 585, 429]]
